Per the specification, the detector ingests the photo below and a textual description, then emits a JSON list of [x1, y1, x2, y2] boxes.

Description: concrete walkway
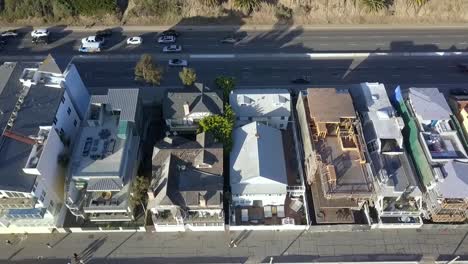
[[1, 229, 467, 263]]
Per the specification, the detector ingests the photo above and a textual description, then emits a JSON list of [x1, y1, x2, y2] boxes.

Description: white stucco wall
[[63, 64, 90, 119], [232, 194, 286, 206], [54, 90, 81, 145]]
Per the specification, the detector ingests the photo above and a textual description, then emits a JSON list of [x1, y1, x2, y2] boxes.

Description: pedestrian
[[46, 242, 52, 248], [73, 253, 79, 260], [5, 239, 11, 245]]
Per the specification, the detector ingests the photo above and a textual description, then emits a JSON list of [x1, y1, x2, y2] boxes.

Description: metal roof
[[37, 54, 68, 75], [90, 89, 139, 121], [229, 89, 291, 119], [307, 88, 356, 123], [408, 88, 452, 121]]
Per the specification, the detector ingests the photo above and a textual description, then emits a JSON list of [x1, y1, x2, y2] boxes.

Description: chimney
[[183, 102, 190, 116]]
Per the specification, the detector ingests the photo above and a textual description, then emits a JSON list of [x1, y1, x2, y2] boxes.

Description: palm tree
[[360, 0, 387, 12], [233, 0, 260, 14]]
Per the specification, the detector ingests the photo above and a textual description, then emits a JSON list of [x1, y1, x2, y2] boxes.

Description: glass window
[[281, 116, 285, 120], [73, 120, 77, 127], [32, 181, 38, 193], [61, 96, 65, 103], [53, 117, 57, 125], [40, 190, 46, 202], [67, 107, 71, 115]]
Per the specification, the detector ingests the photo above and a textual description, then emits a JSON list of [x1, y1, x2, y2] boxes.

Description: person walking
[[5, 239, 11, 245], [46, 242, 52, 248]]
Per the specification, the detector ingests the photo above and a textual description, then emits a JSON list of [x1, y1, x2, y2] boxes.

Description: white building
[[353, 83, 423, 228], [66, 89, 142, 223], [0, 55, 89, 232], [230, 89, 291, 130]]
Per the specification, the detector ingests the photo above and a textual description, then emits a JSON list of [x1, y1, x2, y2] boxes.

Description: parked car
[[168, 59, 188, 67], [31, 29, 49, 38], [32, 36, 49, 45], [163, 45, 182, 53], [158, 35, 176, 43], [81, 36, 105, 45], [221, 37, 238, 44], [1, 30, 18, 38], [126, 37, 142, 45], [96, 29, 112, 38], [291, 78, 310, 84], [450, 88, 468, 96], [457, 63, 468, 73], [161, 30, 179, 37]]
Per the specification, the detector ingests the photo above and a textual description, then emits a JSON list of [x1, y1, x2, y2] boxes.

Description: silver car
[[158, 35, 176, 43], [163, 45, 182, 53]]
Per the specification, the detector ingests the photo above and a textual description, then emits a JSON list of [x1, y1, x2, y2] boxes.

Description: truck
[[79, 41, 101, 53]]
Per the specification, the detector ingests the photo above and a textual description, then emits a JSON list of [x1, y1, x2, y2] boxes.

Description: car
[[1, 30, 18, 37], [457, 63, 468, 72], [158, 35, 176, 43], [163, 45, 182, 53], [126, 37, 142, 45], [450, 88, 468, 96], [96, 29, 112, 38], [168, 59, 188, 67], [221, 37, 238, 44], [31, 29, 49, 38], [81, 36, 105, 45], [32, 36, 49, 45], [291, 78, 310, 84], [161, 30, 179, 37]]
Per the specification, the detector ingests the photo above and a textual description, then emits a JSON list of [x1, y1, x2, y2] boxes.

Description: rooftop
[[229, 89, 291, 118], [163, 83, 223, 119], [436, 161, 468, 199], [408, 88, 452, 121], [0, 62, 63, 192], [230, 122, 287, 195], [353, 83, 403, 142], [149, 134, 224, 209], [71, 89, 139, 182], [307, 88, 356, 123], [37, 54, 69, 75]]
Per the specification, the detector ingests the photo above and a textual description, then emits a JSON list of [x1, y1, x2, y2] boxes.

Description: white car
[[158, 35, 176, 43], [163, 45, 182, 53], [31, 29, 49, 38], [1, 30, 18, 37], [81, 36, 104, 45], [127, 37, 142, 45], [168, 59, 188, 67], [221, 37, 238, 44]]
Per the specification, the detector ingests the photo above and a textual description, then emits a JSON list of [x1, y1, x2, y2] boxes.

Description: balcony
[[83, 191, 129, 213], [382, 197, 420, 216]]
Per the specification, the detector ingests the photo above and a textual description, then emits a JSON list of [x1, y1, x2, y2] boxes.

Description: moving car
[[457, 63, 468, 73], [162, 30, 179, 37], [1, 30, 18, 37], [127, 37, 142, 45], [450, 88, 468, 96], [163, 45, 182, 53], [168, 59, 188, 67], [221, 37, 238, 44], [158, 35, 176, 43], [31, 29, 49, 38], [291, 78, 310, 84], [81, 36, 105, 45], [32, 36, 49, 45], [96, 29, 112, 38]]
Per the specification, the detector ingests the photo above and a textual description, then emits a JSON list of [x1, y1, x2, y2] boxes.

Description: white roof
[[408, 88, 452, 121], [437, 161, 468, 198], [230, 89, 291, 118], [230, 122, 287, 195], [359, 83, 402, 140]]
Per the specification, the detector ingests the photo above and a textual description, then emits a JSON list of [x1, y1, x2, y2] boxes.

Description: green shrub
[[135, 54, 163, 85], [360, 0, 388, 12], [179, 67, 197, 86], [131, 0, 182, 17], [275, 4, 293, 21]]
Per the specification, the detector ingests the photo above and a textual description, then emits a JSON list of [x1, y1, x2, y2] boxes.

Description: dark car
[[291, 78, 310, 84], [161, 30, 179, 37], [32, 36, 49, 45], [450, 88, 468, 96], [96, 29, 112, 38], [457, 63, 468, 72]]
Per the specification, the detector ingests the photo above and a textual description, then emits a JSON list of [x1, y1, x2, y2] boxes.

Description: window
[[280, 124, 284, 128], [61, 96, 65, 103], [40, 190, 46, 202], [59, 128, 65, 137], [73, 120, 77, 127], [48, 200, 54, 213], [67, 107, 71, 115], [281, 116, 285, 120]]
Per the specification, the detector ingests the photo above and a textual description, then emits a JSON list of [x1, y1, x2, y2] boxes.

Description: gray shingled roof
[[408, 88, 452, 121], [163, 83, 223, 119], [90, 89, 139, 121]]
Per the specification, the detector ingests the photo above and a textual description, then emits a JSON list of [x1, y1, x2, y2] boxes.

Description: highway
[[1, 27, 468, 57]]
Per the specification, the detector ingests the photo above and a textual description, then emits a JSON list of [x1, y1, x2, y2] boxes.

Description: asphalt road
[[2, 28, 468, 57], [71, 55, 468, 102], [0, 229, 467, 263]]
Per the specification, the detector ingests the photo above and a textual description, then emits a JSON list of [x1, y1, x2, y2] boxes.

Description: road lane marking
[[319, 43, 329, 46], [348, 43, 358, 46], [376, 43, 385, 46]]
